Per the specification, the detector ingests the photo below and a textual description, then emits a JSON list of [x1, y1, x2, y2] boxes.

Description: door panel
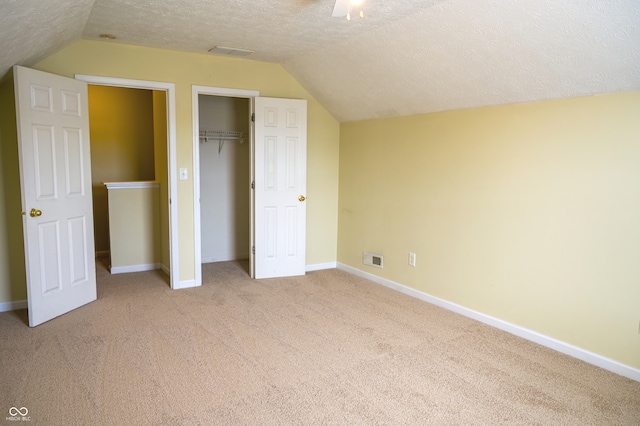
[[33, 125, 57, 199], [68, 216, 89, 284], [38, 221, 61, 294], [61, 90, 81, 116], [64, 128, 85, 197], [265, 207, 277, 258], [285, 206, 297, 257], [30, 84, 53, 112], [14, 65, 96, 327], [253, 97, 307, 278]]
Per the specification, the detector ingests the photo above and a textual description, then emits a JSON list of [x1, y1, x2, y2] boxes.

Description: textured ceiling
[[1, 0, 639, 122], [0, 0, 95, 80]]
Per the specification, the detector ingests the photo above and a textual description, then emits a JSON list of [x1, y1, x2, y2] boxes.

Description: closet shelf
[[199, 130, 247, 156]]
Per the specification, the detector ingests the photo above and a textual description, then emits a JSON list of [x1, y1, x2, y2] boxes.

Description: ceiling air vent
[[208, 46, 255, 57]]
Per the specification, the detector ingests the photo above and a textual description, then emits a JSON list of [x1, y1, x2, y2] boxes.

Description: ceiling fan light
[[333, 0, 364, 21]]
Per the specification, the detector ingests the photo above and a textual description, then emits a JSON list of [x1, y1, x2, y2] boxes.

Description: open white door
[[253, 97, 307, 279], [14, 66, 97, 327]]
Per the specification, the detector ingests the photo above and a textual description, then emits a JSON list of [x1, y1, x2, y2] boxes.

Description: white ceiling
[[1, 0, 639, 122]]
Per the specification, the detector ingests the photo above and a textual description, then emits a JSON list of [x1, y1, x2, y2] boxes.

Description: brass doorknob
[[298, 195, 306, 202], [30, 208, 42, 217]]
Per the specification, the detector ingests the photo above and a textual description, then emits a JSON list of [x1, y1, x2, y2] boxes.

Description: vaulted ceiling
[[1, 0, 639, 122]]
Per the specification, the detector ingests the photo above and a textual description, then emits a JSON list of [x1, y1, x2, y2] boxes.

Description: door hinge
[[251, 181, 255, 190], [251, 113, 255, 122], [252, 246, 255, 255]]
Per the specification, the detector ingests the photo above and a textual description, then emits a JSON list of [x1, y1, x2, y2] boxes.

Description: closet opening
[[77, 74, 178, 289], [88, 86, 170, 278], [198, 94, 251, 274]]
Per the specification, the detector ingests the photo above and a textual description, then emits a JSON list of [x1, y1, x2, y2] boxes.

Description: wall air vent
[[208, 46, 255, 57], [363, 252, 383, 268]]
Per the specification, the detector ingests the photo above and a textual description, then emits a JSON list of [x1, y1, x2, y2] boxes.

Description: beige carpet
[[0, 260, 638, 425]]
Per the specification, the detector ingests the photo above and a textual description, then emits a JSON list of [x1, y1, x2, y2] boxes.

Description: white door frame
[[192, 85, 259, 286], [75, 75, 179, 289]]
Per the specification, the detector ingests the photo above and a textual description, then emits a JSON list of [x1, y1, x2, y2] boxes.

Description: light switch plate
[[180, 168, 188, 180]]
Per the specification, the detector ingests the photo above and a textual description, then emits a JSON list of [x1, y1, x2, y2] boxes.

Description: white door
[[253, 97, 307, 279], [14, 66, 96, 327]]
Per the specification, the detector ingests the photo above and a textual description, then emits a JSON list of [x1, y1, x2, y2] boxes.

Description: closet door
[[14, 65, 97, 326], [253, 97, 307, 279]]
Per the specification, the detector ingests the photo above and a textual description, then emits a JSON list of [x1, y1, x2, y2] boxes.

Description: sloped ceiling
[[0, 0, 95, 81], [1, 0, 639, 122]]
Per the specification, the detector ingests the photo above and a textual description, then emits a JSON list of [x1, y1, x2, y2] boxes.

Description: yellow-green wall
[[31, 39, 340, 283], [88, 85, 156, 254], [338, 91, 640, 369], [107, 186, 161, 269], [0, 75, 27, 303], [153, 91, 170, 270]]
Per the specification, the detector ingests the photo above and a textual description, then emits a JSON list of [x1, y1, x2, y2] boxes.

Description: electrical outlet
[[408, 252, 416, 267]]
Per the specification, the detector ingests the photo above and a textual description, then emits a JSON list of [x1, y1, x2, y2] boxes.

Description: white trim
[[192, 85, 260, 287], [75, 74, 179, 290], [104, 181, 159, 190], [337, 263, 640, 383], [161, 263, 170, 276], [0, 300, 27, 312], [202, 255, 249, 263], [194, 86, 261, 98], [306, 262, 337, 272], [109, 263, 161, 274], [249, 97, 255, 279], [173, 279, 197, 290]]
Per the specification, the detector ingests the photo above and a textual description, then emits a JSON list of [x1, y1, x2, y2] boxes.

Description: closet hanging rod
[[199, 130, 246, 142], [199, 136, 245, 142], [199, 130, 247, 157]]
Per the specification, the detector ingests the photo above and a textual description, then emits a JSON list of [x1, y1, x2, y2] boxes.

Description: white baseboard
[[173, 279, 198, 290], [306, 262, 337, 272], [160, 263, 170, 276], [109, 263, 161, 274], [200, 258, 335, 272], [0, 299, 27, 312], [337, 263, 640, 383], [202, 255, 249, 263]]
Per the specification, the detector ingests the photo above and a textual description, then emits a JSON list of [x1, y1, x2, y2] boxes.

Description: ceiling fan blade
[[332, 0, 349, 17]]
